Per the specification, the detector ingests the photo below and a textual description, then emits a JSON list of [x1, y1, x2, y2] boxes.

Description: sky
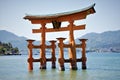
[[0, 0, 120, 41]]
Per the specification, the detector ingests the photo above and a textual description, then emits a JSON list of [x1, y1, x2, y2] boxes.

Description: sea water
[[0, 52, 120, 80]]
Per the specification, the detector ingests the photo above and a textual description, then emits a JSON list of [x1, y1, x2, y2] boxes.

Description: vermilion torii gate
[[24, 4, 95, 71]]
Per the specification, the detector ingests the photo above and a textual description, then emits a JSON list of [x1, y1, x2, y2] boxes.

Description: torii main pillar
[[68, 20, 77, 70], [40, 23, 47, 69]]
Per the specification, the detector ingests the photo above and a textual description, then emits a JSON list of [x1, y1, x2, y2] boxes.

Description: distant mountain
[[0, 30, 27, 51], [75, 30, 120, 49], [0, 30, 51, 54], [1, 30, 120, 53]]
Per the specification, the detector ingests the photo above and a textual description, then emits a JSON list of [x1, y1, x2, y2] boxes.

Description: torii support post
[[49, 40, 57, 69], [80, 39, 88, 69], [26, 39, 35, 71], [57, 38, 66, 71]]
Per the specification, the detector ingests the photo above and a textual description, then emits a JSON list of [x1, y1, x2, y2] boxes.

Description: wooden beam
[[30, 14, 86, 24], [63, 44, 71, 48], [64, 59, 71, 63], [32, 24, 85, 33], [33, 45, 41, 48], [24, 4, 96, 24], [75, 44, 82, 48], [33, 59, 41, 62], [33, 45, 54, 49], [77, 58, 82, 62]]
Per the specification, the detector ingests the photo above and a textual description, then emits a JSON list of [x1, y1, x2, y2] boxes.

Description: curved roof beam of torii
[[24, 3, 96, 24]]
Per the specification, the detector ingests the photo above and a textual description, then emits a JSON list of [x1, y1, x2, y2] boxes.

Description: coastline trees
[[0, 41, 19, 55]]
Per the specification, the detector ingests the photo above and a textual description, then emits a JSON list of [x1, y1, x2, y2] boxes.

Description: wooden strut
[[26, 39, 35, 71], [57, 38, 66, 71], [80, 39, 88, 69]]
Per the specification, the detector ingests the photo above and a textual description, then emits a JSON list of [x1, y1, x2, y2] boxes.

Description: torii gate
[[24, 4, 95, 71]]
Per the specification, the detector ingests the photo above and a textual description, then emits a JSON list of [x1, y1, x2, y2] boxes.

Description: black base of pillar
[[82, 64, 87, 70], [40, 65, 46, 69], [40, 67, 46, 69], [70, 65, 78, 70], [59, 65, 65, 71], [70, 62, 78, 70], [59, 67, 65, 71], [52, 65, 56, 69], [71, 66, 78, 70]]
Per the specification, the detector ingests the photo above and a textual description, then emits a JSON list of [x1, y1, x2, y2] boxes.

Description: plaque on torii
[[24, 4, 95, 71]]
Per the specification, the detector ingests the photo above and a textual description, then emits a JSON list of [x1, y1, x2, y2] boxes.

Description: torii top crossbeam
[[24, 4, 95, 33], [24, 4, 95, 24]]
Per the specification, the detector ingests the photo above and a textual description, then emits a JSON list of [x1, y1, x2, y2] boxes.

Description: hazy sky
[[0, 0, 120, 40]]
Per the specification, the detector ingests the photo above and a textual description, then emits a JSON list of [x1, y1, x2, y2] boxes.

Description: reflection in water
[[70, 70, 77, 80], [81, 70, 89, 80], [27, 71, 35, 80], [27, 69, 89, 80]]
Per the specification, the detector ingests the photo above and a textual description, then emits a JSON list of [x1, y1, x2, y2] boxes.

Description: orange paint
[[24, 4, 95, 71]]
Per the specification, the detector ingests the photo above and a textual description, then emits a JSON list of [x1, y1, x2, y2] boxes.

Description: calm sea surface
[[0, 52, 120, 80]]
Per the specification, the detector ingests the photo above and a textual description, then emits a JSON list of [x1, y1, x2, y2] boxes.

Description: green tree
[[13, 47, 19, 54], [0, 41, 2, 45], [0, 42, 19, 55]]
